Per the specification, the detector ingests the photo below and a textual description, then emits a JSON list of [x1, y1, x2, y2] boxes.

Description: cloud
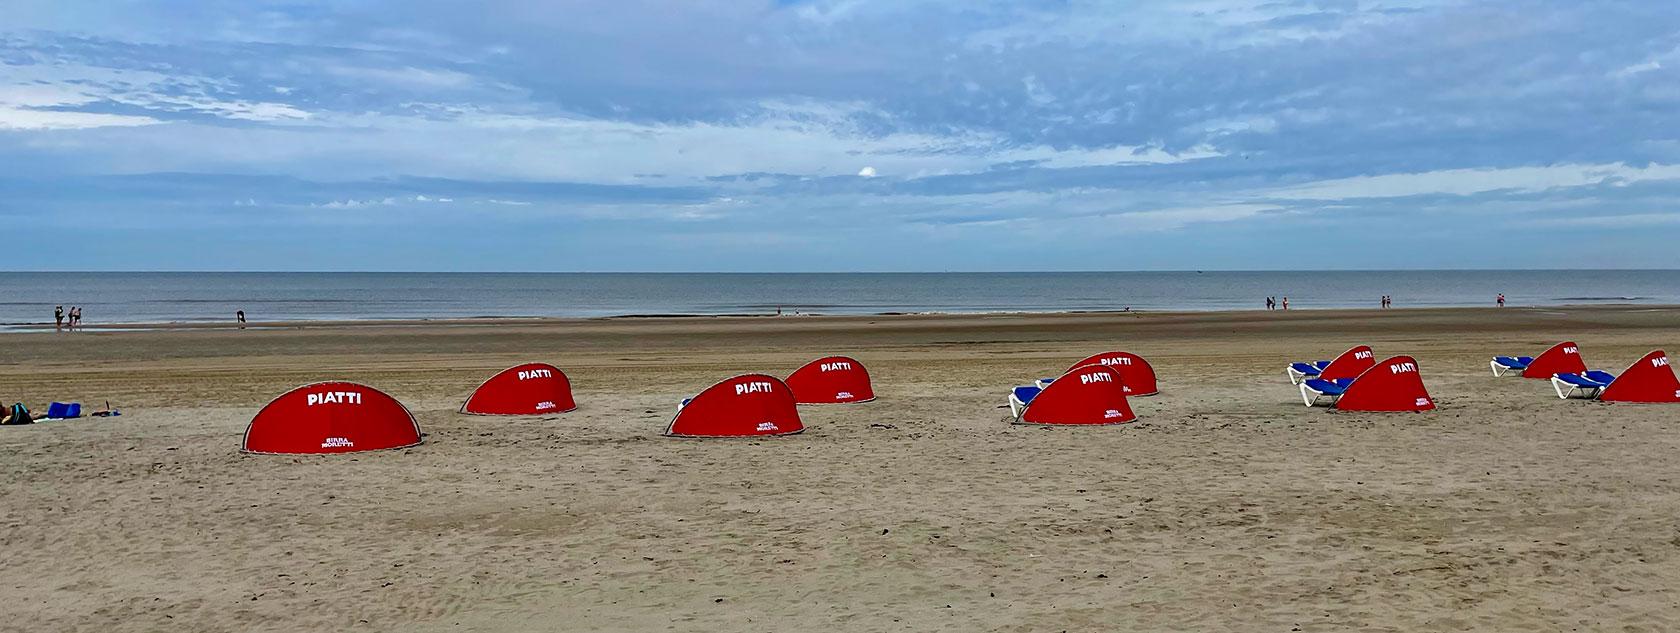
[[1265, 163, 1680, 201], [3, 1, 1680, 270]]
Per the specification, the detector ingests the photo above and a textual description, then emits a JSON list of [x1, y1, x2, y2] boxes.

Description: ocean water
[[0, 271, 1674, 325]]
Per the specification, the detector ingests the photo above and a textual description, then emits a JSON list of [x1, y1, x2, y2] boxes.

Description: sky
[[2, 0, 1678, 271]]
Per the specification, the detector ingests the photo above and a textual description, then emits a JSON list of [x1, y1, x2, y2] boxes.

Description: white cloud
[[1533, 213, 1680, 228], [316, 197, 398, 208], [0, 106, 160, 130], [1265, 163, 1680, 201], [322, 64, 479, 89], [1613, 60, 1662, 78], [1101, 203, 1281, 231], [0, 62, 311, 126], [857, 166, 877, 177]]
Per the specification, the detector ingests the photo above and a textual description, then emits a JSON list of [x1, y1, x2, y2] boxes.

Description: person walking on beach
[[1265, 296, 1273, 311], [69, 306, 82, 330], [236, 309, 246, 329], [1281, 297, 1289, 311], [1497, 293, 1505, 307], [54, 305, 64, 331]]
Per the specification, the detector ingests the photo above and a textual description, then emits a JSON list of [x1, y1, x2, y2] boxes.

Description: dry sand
[[4, 306, 1680, 632]]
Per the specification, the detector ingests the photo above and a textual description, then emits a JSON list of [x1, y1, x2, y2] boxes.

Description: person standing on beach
[[236, 310, 246, 329], [1281, 297, 1289, 311], [1497, 293, 1505, 307], [69, 306, 81, 329], [54, 305, 64, 330]]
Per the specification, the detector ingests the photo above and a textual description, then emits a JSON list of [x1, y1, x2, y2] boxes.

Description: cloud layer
[[2, 1, 1678, 270]]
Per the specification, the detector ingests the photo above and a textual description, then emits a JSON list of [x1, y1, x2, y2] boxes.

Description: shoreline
[[2, 302, 1671, 333]]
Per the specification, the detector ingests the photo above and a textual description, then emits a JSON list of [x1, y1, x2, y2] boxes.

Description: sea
[[0, 271, 1674, 326]]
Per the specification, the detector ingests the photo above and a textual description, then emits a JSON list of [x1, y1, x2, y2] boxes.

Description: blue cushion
[[1314, 360, 1332, 370], [679, 398, 693, 408], [1303, 378, 1348, 395], [1554, 373, 1602, 388], [1494, 356, 1530, 369], [1012, 386, 1042, 404], [1038, 378, 1056, 385], [1291, 362, 1323, 375], [1584, 370, 1617, 385]]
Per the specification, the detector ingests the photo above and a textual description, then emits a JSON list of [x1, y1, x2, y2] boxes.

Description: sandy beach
[[4, 305, 1680, 632]]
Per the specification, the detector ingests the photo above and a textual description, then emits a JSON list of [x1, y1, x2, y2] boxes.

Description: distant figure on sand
[[1497, 293, 1505, 308], [55, 305, 64, 330], [1281, 297, 1289, 311], [236, 310, 246, 328], [1265, 296, 1274, 310], [68, 306, 81, 330]]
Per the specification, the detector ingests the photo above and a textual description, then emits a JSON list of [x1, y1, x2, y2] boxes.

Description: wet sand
[[4, 305, 1680, 632]]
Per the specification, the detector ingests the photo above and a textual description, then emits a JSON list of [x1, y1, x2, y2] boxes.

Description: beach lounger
[[1300, 378, 1354, 407], [1008, 385, 1042, 418], [1493, 342, 1588, 379], [1286, 360, 1332, 384], [1034, 377, 1056, 389], [1490, 356, 1533, 377], [1551, 370, 1617, 400]]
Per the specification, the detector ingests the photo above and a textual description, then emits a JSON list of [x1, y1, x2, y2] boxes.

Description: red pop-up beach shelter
[[1599, 350, 1680, 403], [785, 355, 875, 404], [243, 381, 422, 454], [1067, 351, 1158, 396], [1017, 364, 1136, 425], [666, 374, 804, 437], [461, 362, 577, 415], [1334, 355, 1436, 412]]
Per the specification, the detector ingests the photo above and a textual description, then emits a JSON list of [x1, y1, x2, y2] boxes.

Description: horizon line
[[2, 268, 1679, 275]]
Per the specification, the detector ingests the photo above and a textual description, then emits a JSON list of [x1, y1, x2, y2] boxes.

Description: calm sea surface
[[0, 271, 1673, 325]]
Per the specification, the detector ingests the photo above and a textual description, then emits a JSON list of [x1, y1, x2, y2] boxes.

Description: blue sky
[[2, 0, 1678, 271]]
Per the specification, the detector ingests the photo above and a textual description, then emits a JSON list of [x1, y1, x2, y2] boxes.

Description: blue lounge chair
[[1490, 356, 1534, 377], [1300, 378, 1355, 407], [1551, 370, 1617, 399], [1034, 377, 1056, 389], [1286, 360, 1332, 385], [1008, 385, 1042, 418]]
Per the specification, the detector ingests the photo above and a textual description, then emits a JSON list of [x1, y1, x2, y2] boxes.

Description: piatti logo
[[307, 391, 362, 406], [517, 369, 554, 381], [820, 362, 853, 372], [321, 437, 354, 448], [735, 381, 776, 396]]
